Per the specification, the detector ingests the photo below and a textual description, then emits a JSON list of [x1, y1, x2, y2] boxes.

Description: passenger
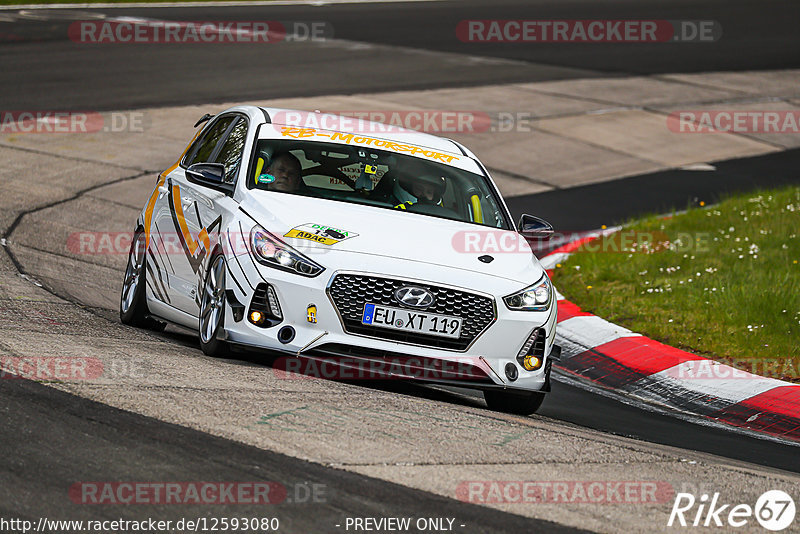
[[395, 174, 447, 209], [411, 175, 446, 205]]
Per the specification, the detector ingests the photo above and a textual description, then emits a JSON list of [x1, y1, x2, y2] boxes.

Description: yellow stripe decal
[[143, 130, 201, 248], [143, 175, 165, 249], [172, 184, 200, 255]]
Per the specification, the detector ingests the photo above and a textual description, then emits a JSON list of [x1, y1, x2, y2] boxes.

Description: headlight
[[249, 225, 324, 277], [503, 275, 552, 311]]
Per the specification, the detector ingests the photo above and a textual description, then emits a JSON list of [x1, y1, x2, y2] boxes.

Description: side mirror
[[185, 163, 233, 195], [518, 214, 554, 240]]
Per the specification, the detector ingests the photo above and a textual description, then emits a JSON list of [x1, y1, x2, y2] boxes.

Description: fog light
[[249, 310, 265, 325], [522, 355, 543, 371]]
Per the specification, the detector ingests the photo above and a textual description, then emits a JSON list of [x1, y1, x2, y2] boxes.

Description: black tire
[[120, 228, 166, 331], [483, 390, 545, 415], [198, 252, 229, 357]]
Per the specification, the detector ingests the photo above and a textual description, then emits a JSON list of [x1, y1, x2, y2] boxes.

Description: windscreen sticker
[[284, 223, 359, 246], [279, 127, 460, 164]]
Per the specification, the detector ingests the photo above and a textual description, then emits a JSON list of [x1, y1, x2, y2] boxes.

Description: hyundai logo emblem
[[394, 286, 435, 309]]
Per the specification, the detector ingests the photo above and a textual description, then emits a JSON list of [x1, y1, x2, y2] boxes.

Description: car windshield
[[248, 139, 510, 229]]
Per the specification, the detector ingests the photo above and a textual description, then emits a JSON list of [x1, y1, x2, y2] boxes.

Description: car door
[[187, 115, 250, 309], [154, 115, 236, 314]]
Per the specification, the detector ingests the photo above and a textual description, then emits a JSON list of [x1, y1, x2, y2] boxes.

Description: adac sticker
[[284, 223, 359, 246]]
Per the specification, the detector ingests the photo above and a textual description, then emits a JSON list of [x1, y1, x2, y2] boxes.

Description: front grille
[[327, 273, 495, 350]]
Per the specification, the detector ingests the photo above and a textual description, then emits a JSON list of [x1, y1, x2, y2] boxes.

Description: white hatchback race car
[[120, 106, 559, 414]]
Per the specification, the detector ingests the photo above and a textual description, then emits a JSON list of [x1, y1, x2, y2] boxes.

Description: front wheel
[[199, 253, 229, 357], [484, 390, 545, 415]]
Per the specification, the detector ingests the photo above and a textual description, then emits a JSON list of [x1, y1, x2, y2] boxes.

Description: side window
[[185, 116, 235, 166], [214, 118, 248, 183]]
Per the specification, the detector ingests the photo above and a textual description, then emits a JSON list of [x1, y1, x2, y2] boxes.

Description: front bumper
[[223, 246, 557, 393]]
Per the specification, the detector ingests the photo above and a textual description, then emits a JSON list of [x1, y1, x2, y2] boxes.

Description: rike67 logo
[[668, 490, 796, 531]]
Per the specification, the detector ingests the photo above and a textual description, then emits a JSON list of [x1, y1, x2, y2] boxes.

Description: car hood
[[240, 192, 544, 285]]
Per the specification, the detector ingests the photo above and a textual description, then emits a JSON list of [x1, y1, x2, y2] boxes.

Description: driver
[[259, 152, 302, 193], [394, 173, 447, 209]]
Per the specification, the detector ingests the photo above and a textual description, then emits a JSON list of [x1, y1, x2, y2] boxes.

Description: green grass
[[551, 185, 800, 382]]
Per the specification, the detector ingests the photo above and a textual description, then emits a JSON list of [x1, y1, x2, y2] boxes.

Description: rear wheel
[[199, 253, 229, 357], [119, 228, 165, 331], [483, 390, 545, 415]]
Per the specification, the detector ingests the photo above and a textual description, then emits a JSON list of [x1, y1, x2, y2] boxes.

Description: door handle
[[157, 185, 168, 194]]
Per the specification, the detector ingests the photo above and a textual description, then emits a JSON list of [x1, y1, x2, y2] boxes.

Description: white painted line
[[0, 0, 445, 10], [557, 315, 640, 350]]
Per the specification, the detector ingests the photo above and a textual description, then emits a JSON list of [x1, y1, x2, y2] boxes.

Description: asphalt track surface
[[0, 0, 798, 110], [2, 0, 800, 531], [505, 148, 800, 231], [1, 378, 584, 533]]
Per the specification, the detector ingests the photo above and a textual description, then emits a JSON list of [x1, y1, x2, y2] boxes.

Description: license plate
[[361, 303, 462, 339]]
